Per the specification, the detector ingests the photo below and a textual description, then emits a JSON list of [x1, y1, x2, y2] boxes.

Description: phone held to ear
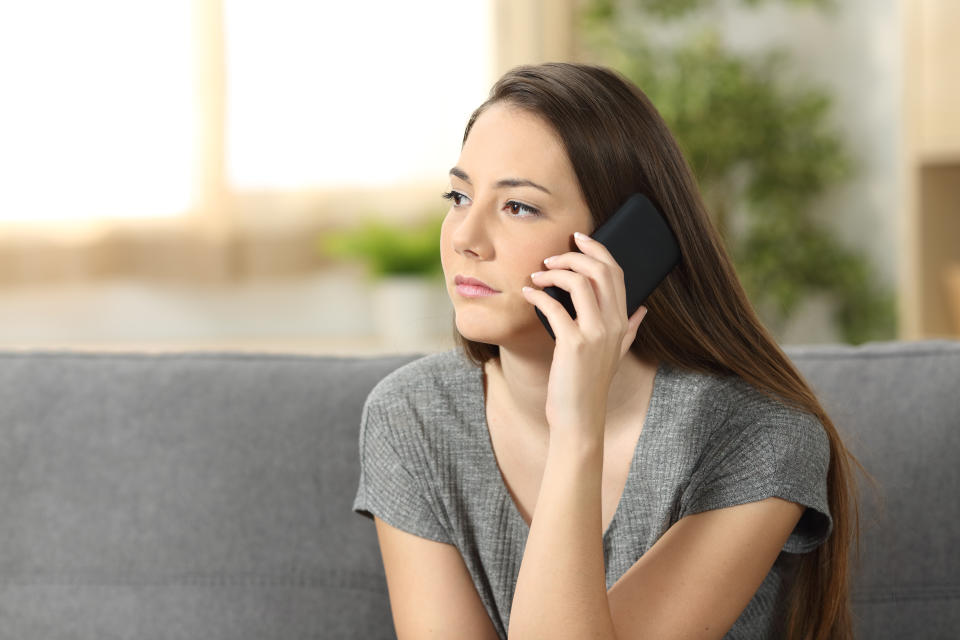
[[535, 193, 681, 341]]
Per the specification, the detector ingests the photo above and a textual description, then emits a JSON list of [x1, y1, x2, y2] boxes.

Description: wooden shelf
[[902, 0, 960, 339]]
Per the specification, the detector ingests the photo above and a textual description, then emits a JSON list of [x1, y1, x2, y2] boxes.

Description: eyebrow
[[449, 166, 552, 195]]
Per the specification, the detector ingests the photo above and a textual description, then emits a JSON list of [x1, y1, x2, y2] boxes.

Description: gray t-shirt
[[352, 348, 832, 639]]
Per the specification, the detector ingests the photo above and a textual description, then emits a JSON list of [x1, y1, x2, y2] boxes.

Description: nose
[[449, 198, 493, 259]]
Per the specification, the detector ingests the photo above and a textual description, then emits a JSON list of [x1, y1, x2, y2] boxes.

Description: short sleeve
[[351, 390, 452, 544], [679, 404, 833, 554]]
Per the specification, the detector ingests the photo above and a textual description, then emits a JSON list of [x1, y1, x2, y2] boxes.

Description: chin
[[451, 304, 513, 339], [453, 314, 500, 345], [454, 310, 546, 348]]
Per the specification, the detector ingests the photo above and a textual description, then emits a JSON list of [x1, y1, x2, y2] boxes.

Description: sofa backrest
[[0, 340, 957, 639], [0, 350, 411, 639], [785, 340, 960, 638]]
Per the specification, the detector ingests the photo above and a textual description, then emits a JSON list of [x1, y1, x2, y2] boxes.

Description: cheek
[[439, 218, 453, 269], [499, 238, 567, 280], [528, 239, 568, 269]]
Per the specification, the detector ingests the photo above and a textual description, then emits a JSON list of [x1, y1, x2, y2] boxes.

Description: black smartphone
[[535, 193, 681, 340]]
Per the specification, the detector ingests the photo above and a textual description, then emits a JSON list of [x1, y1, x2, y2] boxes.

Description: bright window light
[[224, 0, 493, 189], [0, 1, 194, 222]]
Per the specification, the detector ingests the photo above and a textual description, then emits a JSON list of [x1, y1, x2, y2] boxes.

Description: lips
[[455, 274, 500, 292]]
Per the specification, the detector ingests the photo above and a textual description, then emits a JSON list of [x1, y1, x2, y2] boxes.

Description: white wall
[[0, 0, 905, 351], [715, 0, 903, 291], [604, 0, 903, 343]]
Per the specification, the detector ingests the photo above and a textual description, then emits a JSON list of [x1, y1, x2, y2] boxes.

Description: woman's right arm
[[374, 516, 501, 640]]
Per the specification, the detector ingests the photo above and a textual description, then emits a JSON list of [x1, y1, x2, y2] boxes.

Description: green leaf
[[319, 216, 444, 279], [577, 0, 894, 343]]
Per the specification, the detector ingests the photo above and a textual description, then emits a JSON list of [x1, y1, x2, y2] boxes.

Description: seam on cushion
[[0, 569, 388, 592], [789, 351, 960, 361], [0, 350, 427, 364], [2, 342, 955, 363], [852, 584, 960, 604], [2, 345, 953, 366], [785, 343, 960, 361]]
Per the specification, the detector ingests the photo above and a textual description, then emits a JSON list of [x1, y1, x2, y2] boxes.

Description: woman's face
[[440, 101, 594, 349]]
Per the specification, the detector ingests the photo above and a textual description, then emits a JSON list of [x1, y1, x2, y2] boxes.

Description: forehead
[[459, 103, 573, 183]]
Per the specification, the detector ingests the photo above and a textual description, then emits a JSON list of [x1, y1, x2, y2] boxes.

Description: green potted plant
[[319, 213, 447, 346], [578, 0, 897, 344]]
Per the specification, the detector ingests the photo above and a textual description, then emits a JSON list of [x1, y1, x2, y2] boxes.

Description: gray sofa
[[0, 339, 957, 639]]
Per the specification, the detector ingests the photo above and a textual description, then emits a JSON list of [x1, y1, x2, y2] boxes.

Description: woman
[[353, 62, 860, 639]]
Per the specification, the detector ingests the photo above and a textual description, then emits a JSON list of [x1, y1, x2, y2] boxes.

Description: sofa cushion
[[0, 340, 957, 638], [0, 350, 418, 639], [787, 340, 960, 639]]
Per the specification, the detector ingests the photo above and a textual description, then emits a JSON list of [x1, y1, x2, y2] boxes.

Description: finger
[[521, 285, 576, 339], [542, 249, 625, 318], [619, 305, 648, 358], [573, 233, 629, 314], [530, 269, 604, 330], [573, 232, 618, 267]]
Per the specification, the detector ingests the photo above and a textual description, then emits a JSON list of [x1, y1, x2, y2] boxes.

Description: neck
[[484, 343, 659, 440]]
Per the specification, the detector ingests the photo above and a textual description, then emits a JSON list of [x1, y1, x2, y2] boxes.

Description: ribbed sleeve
[[678, 396, 833, 554], [351, 389, 451, 544]]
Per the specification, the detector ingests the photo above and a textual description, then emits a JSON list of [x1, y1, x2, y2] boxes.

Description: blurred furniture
[[904, 0, 960, 339], [0, 340, 957, 639]]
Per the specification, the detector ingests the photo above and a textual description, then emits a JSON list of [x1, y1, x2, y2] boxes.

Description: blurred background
[[0, 0, 957, 356]]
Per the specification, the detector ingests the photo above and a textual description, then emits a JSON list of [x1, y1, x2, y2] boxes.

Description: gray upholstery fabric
[[0, 340, 957, 639], [785, 340, 960, 638], [0, 351, 409, 639]]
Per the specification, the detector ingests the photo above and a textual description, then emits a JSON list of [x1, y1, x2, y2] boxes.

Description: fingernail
[[543, 256, 554, 265], [531, 271, 543, 278], [522, 286, 533, 293], [574, 231, 588, 241]]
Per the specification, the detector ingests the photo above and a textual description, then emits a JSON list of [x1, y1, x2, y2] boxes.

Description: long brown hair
[[452, 62, 861, 639]]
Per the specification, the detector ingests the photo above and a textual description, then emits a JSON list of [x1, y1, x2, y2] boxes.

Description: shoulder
[[368, 349, 479, 402], [665, 364, 828, 461], [671, 366, 834, 550], [357, 349, 483, 487], [365, 348, 477, 411], [716, 374, 828, 458]]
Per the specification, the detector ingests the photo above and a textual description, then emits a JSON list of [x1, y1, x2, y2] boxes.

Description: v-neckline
[[474, 357, 668, 543]]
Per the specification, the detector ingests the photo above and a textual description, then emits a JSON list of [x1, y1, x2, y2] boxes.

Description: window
[[0, 1, 195, 222], [0, 0, 500, 285], [0, 0, 493, 223], [224, 0, 493, 189]]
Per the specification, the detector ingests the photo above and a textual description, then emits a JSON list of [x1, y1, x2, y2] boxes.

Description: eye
[[504, 200, 541, 218], [441, 190, 541, 218], [441, 190, 469, 207]]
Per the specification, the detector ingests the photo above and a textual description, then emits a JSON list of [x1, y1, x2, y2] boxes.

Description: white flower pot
[[372, 275, 447, 347]]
